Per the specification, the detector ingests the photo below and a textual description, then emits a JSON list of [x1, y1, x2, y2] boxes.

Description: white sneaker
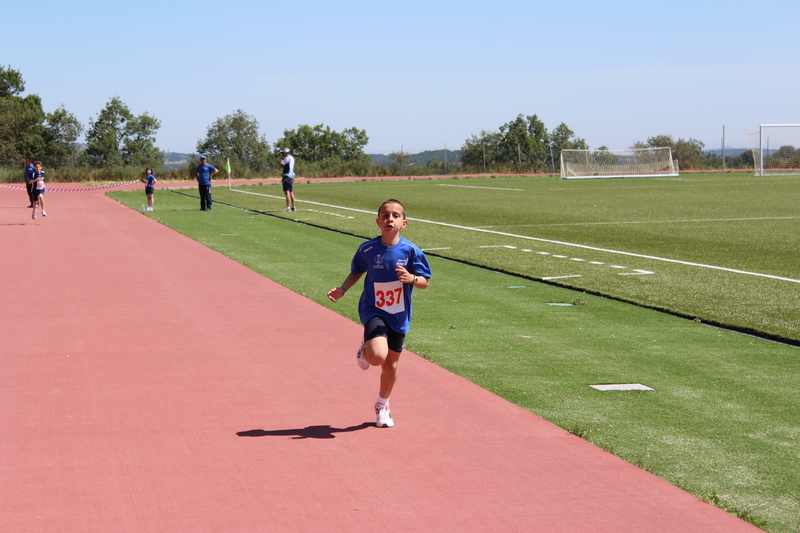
[[42, 211, 47, 217], [356, 342, 370, 370], [282, 207, 292, 212], [375, 403, 394, 428], [32, 210, 36, 220]]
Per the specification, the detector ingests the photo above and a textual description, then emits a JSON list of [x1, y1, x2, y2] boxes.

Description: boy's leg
[[361, 321, 404, 398], [362, 335, 388, 366], [379, 348, 402, 400]]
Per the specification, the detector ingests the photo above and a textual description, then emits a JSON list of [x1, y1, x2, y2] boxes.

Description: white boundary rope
[[1, 180, 139, 192]]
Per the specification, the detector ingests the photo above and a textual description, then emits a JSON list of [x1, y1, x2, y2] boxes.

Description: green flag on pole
[[225, 158, 231, 174]]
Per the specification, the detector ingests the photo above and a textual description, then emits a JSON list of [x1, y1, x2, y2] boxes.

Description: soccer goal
[[750, 124, 800, 176], [560, 147, 678, 179]]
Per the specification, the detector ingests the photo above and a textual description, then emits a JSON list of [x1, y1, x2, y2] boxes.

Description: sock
[[375, 396, 389, 407]]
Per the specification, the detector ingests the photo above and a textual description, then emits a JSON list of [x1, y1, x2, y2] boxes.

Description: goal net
[[560, 147, 678, 179], [748, 124, 800, 176]]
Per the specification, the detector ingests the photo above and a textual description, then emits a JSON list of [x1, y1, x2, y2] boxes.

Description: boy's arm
[[327, 272, 364, 303], [395, 265, 429, 289]]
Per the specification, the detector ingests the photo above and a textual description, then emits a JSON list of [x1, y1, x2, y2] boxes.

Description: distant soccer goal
[[560, 147, 678, 179], [749, 124, 800, 176]]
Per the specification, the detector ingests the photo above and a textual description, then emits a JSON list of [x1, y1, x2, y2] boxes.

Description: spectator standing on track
[[30, 161, 47, 220], [279, 148, 296, 212], [24, 158, 35, 208], [195, 156, 217, 211], [327, 199, 432, 428], [141, 167, 157, 211]]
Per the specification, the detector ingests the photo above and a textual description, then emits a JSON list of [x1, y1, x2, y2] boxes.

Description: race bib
[[374, 281, 405, 314]]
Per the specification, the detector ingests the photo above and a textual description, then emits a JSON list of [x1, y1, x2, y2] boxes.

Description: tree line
[[0, 65, 769, 182]]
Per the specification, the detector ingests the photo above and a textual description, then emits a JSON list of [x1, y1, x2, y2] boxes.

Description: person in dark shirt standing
[[195, 156, 218, 211]]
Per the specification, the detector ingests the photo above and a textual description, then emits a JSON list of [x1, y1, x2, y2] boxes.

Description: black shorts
[[282, 177, 294, 192], [363, 316, 405, 353], [145, 186, 154, 195]]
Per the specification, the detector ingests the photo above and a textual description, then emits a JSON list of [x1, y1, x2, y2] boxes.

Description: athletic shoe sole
[[356, 342, 370, 370]]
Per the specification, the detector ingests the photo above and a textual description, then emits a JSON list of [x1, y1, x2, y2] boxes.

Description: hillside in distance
[[369, 149, 461, 166]]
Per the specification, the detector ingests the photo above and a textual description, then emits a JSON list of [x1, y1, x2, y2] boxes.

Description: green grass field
[[109, 174, 800, 532]]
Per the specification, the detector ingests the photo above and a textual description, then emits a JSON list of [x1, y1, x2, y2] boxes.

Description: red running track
[[0, 185, 763, 532]]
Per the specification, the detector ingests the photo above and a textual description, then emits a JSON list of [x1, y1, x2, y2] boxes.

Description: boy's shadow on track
[[237, 422, 374, 439]]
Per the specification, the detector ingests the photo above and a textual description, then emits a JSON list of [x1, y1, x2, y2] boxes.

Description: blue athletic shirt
[[196, 163, 217, 185], [25, 164, 35, 184], [351, 236, 432, 334]]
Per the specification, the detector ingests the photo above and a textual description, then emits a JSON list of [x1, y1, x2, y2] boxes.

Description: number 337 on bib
[[374, 281, 405, 314]]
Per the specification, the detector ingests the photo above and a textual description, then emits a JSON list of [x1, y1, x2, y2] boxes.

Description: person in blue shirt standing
[[24, 158, 36, 208], [327, 199, 432, 428], [196, 156, 218, 211], [140, 167, 157, 211]]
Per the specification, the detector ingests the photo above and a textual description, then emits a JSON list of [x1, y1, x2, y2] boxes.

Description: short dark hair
[[378, 199, 406, 218]]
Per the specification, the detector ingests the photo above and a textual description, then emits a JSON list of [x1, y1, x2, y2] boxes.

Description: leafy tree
[[196, 109, 271, 171], [549, 123, 588, 171], [461, 114, 558, 171], [0, 93, 47, 164], [44, 105, 83, 169], [122, 113, 162, 167], [0, 66, 48, 165], [498, 114, 549, 167], [460, 129, 503, 170], [634, 134, 708, 170], [276, 124, 369, 163], [388, 150, 410, 173], [0, 65, 24, 98], [0, 66, 85, 169], [84, 97, 161, 168], [765, 145, 799, 170]]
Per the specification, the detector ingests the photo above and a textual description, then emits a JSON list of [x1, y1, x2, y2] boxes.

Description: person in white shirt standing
[[279, 148, 296, 212]]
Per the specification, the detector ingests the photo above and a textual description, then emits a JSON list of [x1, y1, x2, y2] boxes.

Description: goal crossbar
[[560, 147, 678, 179]]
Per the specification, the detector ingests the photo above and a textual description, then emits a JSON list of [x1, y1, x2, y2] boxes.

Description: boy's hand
[[327, 287, 345, 303], [395, 266, 413, 284]]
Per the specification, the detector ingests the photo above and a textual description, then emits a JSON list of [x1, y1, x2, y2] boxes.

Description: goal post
[[753, 124, 800, 176], [560, 147, 678, 179]]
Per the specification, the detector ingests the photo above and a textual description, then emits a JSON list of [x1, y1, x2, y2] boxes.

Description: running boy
[[327, 199, 432, 428], [141, 167, 156, 211], [30, 161, 46, 220]]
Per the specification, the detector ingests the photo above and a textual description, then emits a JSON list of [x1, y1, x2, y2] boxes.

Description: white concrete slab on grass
[[590, 384, 654, 391]]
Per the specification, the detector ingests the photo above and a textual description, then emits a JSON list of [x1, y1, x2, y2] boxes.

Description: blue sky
[[3, 0, 798, 155]]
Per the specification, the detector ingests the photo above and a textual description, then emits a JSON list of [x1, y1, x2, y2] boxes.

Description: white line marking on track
[[542, 275, 583, 280], [437, 184, 523, 191], [307, 209, 355, 219], [511, 216, 800, 228]]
